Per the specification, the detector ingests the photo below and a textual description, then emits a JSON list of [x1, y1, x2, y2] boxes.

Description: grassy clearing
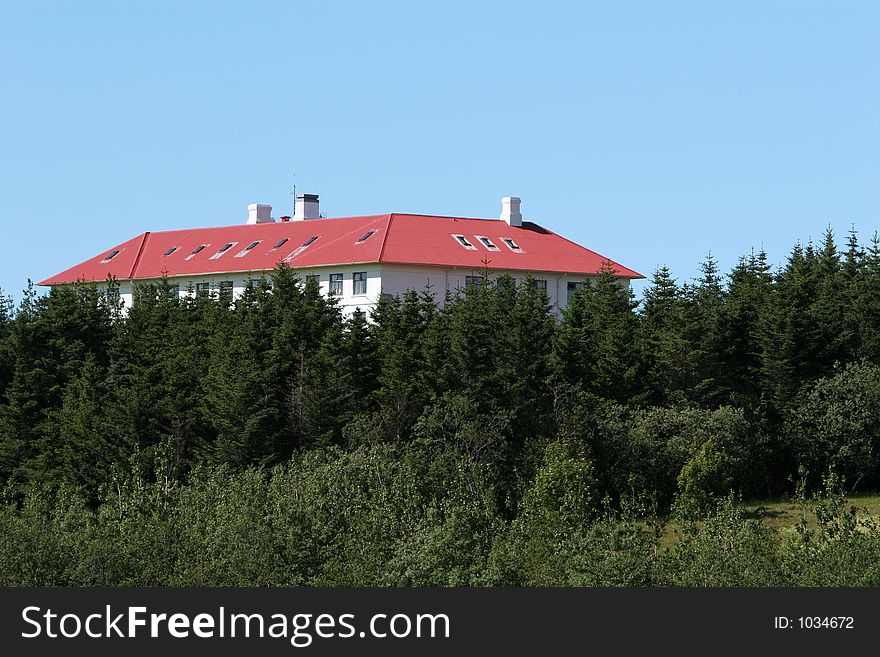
[[656, 493, 880, 550]]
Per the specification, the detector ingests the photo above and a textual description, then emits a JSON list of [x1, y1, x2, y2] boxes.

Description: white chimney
[[500, 196, 522, 227], [246, 203, 274, 224], [293, 194, 320, 221]]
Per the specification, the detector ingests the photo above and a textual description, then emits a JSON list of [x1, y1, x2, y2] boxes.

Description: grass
[[655, 493, 880, 550]]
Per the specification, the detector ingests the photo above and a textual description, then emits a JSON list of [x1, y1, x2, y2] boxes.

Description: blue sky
[[1, 1, 877, 302]]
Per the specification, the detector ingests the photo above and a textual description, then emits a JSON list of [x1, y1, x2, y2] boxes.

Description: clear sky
[[1, 1, 877, 302]]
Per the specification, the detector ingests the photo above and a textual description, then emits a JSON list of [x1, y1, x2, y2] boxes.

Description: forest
[[2, 227, 880, 586]]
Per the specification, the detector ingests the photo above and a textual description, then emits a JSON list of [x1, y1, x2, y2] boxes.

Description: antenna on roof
[[288, 173, 297, 213]]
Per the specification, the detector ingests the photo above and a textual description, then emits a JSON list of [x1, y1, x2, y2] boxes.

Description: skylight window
[[502, 237, 523, 252], [273, 238, 289, 249], [303, 236, 319, 246], [209, 242, 239, 260], [476, 236, 500, 251], [356, 231, 375, 243], [235, 240, 263, 258], [185, 244, 209, 261], [104, 249, 120, 261], [163, 247, 178, 256], [452, 234, 477, 250]]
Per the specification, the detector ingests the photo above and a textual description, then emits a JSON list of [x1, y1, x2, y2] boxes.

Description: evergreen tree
[[716, 250, 772, 409], [639, 266, 690, 404], [553, 262, 641, 404]]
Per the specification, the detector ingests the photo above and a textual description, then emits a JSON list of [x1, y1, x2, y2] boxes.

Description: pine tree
[[716, 250, 772, 409], [639, 266, 690, 404], [553, 262, 641, 404], [371, 291, 433, 443], [682, 253, 726, 406]]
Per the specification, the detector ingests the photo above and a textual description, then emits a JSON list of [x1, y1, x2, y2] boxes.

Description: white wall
[[85, 264, 622, 318], [378, 263, 598, 314], [97, 265, 382, 318]]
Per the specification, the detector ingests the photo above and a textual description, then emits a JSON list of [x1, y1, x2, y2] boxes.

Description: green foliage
[[786, 361, 880, 490], [4, 227, 880, 585]]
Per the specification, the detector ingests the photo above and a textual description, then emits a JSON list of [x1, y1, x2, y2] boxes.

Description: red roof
[[39, 214, 643, 285]]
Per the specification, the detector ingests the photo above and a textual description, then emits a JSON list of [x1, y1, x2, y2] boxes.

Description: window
[[452, 234, 477, 250], [273, 238, 289, 249], [502, 237, 523, 252], [163, 247, 178, 256], [353, 271, 367, 295], [329, 273, 343, 295], [218, 281, 233, 304], [103, 249, 120, 261], [284, 235, 321, 262], [235, 240, 262, 258], [356, 230, 375, 243], [305, 274, 320, 286], [210, 242, 238, 260], [195, 282, 210, 298], [531, 279, 547, 293], [192, 245, 207, 254], [476, 236, 500, 251], [567, 281, 585, 301], [465, 275, 483, 289], [169, 284, 180, 298]]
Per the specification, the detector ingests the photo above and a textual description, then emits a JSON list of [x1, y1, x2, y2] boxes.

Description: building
[[39, 195, 643, 315]]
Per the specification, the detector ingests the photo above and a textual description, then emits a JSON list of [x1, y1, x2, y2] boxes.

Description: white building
[[40, 195, 643, 315]]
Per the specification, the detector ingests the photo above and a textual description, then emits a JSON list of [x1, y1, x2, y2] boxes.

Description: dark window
[[303, 236, 319, 246], [163, 247, 178, 256], [192, 245, 207, 254], [531, 279, 547, 293], [453, 234, 475, 248], [219, 243, 233, 252], [104, 249, 120, 260], [357, 231, 375, 242], [329, 273, 343, 295], [218, 281, 233, 303], [169, 284, 180, 298], [195, 282, 210, 298], [465, 275, 483, 288], [305, 274, 320, 286], [477, 236, 499, 250], [353, 272, 367, 295], [502, 238, 521, 251], [273, 238, 289, 249], [567, 281, 585, 301], [245, 241, 260, 250]]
